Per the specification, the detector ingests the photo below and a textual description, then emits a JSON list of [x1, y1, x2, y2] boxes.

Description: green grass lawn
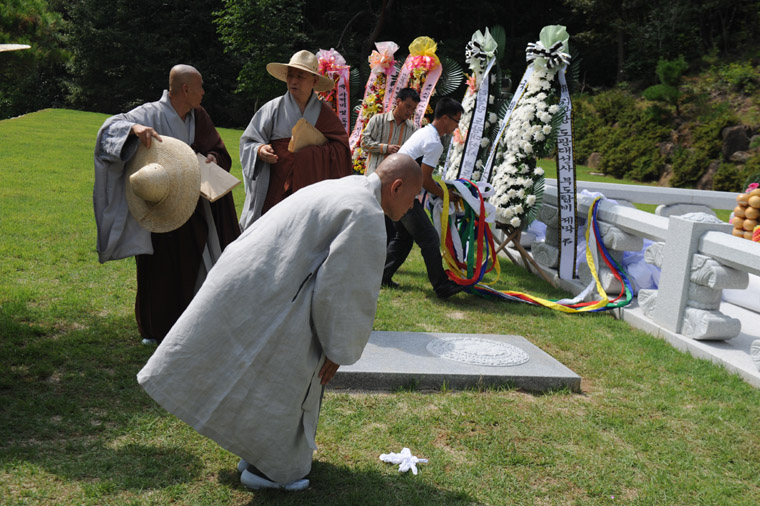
[[2, 109, 759, 505]]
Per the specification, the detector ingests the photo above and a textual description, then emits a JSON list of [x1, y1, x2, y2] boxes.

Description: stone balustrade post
[[638, 214, 747, 340]]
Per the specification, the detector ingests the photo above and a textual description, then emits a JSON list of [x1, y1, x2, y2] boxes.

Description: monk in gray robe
[[239, 50, 352, 230], [137, 155, 422, 491], [93, 65, 240, 344]]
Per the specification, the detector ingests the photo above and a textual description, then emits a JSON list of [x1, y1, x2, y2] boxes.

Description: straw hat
[[125, 136, 200, 233], [266, 50, 336, 92]]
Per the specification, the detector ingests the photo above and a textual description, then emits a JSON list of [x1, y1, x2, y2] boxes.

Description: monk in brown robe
[[93, 65, 240, 344], [238, 50, 352, 229]]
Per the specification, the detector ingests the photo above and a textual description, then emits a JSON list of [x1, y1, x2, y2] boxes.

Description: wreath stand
[[493, 222, 556, 287]]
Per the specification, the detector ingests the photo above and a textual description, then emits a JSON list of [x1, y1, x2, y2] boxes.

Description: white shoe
[[141, 338, 157, 345], [237, 459, 248, 473], [240, 469, 309, 491]]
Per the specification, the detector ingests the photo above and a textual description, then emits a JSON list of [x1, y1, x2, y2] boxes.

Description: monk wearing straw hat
[[238, 50, 353, 229]]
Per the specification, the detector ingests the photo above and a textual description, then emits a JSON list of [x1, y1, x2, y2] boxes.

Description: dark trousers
[[383, 199, 448, 290]]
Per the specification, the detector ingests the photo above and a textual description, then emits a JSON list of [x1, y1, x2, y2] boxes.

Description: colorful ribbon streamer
[[437, 181, 633, 313]]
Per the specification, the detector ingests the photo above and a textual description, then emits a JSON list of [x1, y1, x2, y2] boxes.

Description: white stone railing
[[522, 180, 760, 340], [492, 178, 760, 387]]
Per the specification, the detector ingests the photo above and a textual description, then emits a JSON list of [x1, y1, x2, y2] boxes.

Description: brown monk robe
[[261, 101, 351, 214], [135, 107, 240, 343]]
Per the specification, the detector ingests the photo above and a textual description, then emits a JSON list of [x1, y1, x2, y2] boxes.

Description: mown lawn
[[1, 109, 759, 505]]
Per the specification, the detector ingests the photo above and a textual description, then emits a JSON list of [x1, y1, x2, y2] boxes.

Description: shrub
[[593, 92, 669, 181], [671, 105, 737, 188], [718, 62, 758, 95], [572, 97, 604, 162], [670, 147, 708, 188], [713, 162, 747, 192], [643, 57, 688, 116]]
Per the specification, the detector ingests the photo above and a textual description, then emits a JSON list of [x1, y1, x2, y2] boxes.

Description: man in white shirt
[[384, 98, 465, 298]]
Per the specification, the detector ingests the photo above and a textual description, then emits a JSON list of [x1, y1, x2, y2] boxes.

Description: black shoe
[[382, 278, 399, 289], [436, 281, 465, 299]]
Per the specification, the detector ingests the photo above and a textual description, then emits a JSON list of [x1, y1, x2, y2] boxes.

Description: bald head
[[169, 65, 201, 95], [375, 154, 423, 221], [167, 65, 205, 119]]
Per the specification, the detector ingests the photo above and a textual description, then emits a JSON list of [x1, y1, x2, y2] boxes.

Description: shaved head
[[169, 64, 201, 95], [375, 153, 422, 186], [375, 154, 423, 221]]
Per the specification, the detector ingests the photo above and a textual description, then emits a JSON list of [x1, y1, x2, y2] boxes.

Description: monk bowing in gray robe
[[93, 65, 240, 344], [138, 155, 422, 491]]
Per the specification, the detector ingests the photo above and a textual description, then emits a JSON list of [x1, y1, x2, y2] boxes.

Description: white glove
[[379, 447, 428, 475]]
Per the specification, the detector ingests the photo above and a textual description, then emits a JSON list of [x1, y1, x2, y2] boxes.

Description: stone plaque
[[426, 336, 530, 367]]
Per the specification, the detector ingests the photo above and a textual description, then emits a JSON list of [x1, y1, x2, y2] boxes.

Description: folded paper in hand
[[196, 154, 241, 202], [288, 118, 327, 153]]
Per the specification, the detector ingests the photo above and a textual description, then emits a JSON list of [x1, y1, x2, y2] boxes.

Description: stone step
[[331, 331, 581, 393]]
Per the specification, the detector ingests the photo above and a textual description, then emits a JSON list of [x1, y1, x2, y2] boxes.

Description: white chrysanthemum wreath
[[487, 26, 570, 229]]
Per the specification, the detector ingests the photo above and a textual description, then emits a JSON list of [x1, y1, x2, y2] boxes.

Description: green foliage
[[214, 0, 308, 103], [712, 162, 747, 192], [435, 56, 465, 98], [64, 0, 247, 126], [670, 146, 709, 189], [598, 123, 666, 181], [655, 56, 688, 87], [573, 88, 668, 181], [643, 84, 680, 106], [642, 56, 687, 116], [0, 0, 69, 119], [745, 171, 760, 187], [571, 98, 604, 162], [718, 62, 758, 95], [671, 106, 736, 188]]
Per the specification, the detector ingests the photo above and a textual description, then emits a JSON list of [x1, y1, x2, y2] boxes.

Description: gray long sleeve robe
[[93, 90, 197, 262], [238, 92, 322, 230], [137, 173, 386, 484]]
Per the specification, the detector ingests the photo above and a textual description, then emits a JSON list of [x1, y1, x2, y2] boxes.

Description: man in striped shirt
[[361, 87, 420, 176]]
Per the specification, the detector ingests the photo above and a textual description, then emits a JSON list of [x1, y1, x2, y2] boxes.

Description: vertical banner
[[349, 42, 399, 151], [335, 70, 350, 133], [389, 37, 441, 128], [460, 57, 496, 180], [414, 63, 441, 127], [555, 68, 577, 280], [316, 49, 351, 133]]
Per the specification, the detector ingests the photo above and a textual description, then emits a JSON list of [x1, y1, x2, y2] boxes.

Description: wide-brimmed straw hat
[[266, 50, 336, 92], [125, 136, 200, 233]]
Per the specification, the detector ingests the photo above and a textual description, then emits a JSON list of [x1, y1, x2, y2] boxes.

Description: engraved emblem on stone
[[426, 337, 530, 367]]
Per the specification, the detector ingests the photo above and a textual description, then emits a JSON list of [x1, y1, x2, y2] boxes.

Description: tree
[[215, 0, 308, 108], [0, 0, 68, 119], [643, 56, 688, 117], [64, 0, 248, 126]]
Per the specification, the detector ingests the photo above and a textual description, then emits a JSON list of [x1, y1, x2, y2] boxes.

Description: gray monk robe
[[138, 174, 386, 484], [93, 90, 240, 342], [238, 91, 352, 230]]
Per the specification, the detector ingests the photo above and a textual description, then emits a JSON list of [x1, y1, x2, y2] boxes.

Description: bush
[[572, 88, 668, 181], [598, 123, 665, 180], [671, 105, 736, 188], [718, 62, 758, 95], [712, 162, 747, 192], [642, 57, 688, 116], [572, 97, 604, 162]]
